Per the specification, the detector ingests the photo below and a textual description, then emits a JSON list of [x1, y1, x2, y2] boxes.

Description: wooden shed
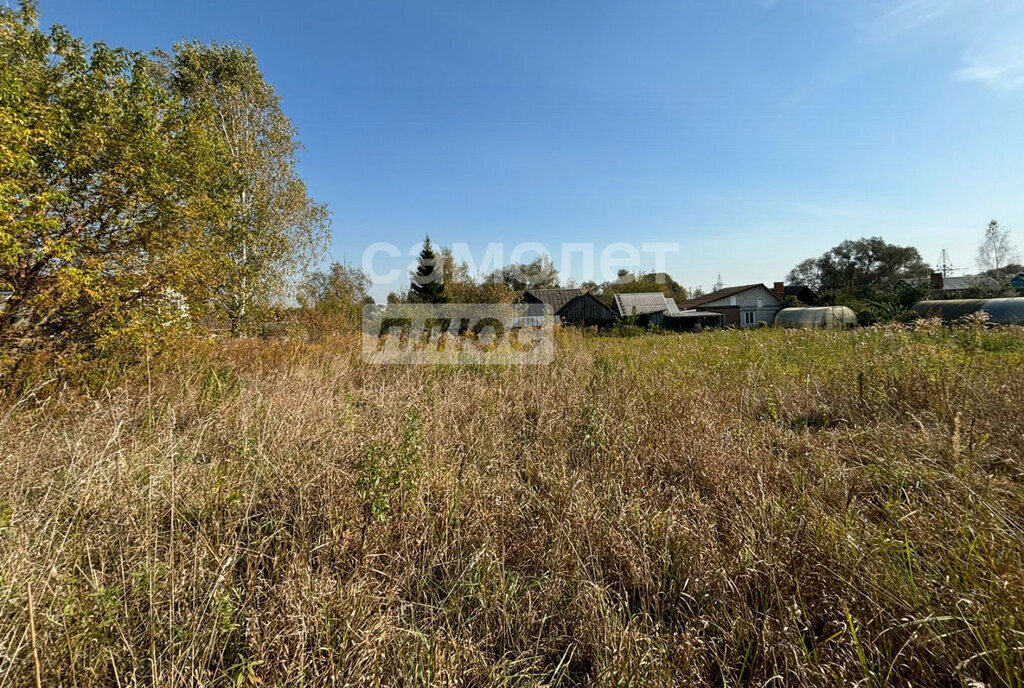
[[557, 292, 619, 327], [523, 289, 619, 328], [522, 288, 581, 312]]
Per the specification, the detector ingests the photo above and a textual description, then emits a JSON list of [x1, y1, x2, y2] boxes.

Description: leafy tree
[[786, 259, 820, 290], [787, 237, 930, 323], [436, 248, 516, 304], [169, 42, 329, 333], [976, 220, 1018, 278], [787, 237, 930, 298], [981, 263, 1024, 280], [297, 263, 372, 333], [0, 2, 218, 362], [975, 262, 1024, 297], [598, 271, 688, 306], [486, 254, 560, 292], [409, 236, 446, 303], [0, 3, 329, 371]]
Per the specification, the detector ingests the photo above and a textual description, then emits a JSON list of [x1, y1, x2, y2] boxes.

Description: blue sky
[[38, 0, 1024, 299]]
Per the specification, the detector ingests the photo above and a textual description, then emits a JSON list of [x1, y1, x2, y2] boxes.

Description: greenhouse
[[913, 298, 1024, 324], [774, 306, 858, 329]]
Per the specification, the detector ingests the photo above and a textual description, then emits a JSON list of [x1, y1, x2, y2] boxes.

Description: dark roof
[[785, 284, 816, 296], [612, 292, 676, 317], [557, 292, 620, 322], [939, 275, 976, 290], [523, 288, 580, 312], [677, 284, 768, 310]]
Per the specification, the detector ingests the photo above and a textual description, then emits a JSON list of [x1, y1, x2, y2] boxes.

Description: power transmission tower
[[936, 249, 959, 277]]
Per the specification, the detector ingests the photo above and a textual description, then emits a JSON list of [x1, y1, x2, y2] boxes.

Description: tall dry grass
[[1, 325, 1023, 686]]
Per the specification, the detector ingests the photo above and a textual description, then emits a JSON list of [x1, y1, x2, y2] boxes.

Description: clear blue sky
[[38, 0, 1024, 299]]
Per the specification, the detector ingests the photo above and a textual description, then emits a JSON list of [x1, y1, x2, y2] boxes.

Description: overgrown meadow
[[1, 325, 1023, 686]]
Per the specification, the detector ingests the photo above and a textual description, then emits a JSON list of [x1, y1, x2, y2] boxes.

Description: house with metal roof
[[522, 288, 582, 312], [523, 288, 618, 327], [612, 292, 680, 318], [899, 272, 1005, 299], [676, 284, 782, 328], [611, 292, 723, 331]]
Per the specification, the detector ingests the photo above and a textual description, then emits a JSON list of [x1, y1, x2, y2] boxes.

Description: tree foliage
[[976, 220, 1018, 278], [787, 237, 931, 323], [0, 2, 214, 359], [486, 254, 560, 292], [593, 271, 688, 307], [0, 2, 327, 369], [436, 248, 516, 304], [787, 237, 930, 298], [169, 42, 328, 332], [297, 263, 371, 334]]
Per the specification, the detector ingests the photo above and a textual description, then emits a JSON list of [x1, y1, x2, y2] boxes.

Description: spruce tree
[[409, 236, 447, 303]]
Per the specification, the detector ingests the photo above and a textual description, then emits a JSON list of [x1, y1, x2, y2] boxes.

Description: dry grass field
[[1, 324, 1023, 686]]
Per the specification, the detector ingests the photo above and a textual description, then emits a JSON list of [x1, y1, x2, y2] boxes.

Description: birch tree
[[976, 220, 1018, 277], [169, 43, 328, 332]]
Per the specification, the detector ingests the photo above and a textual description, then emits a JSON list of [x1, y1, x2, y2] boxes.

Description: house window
[[756, 297, 764, 308], [744, 311, 755, 325]]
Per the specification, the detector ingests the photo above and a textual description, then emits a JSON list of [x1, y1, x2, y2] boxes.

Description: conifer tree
[[409, 236, 447, 303]]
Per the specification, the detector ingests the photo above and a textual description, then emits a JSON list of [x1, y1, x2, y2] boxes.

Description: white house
[[676, 284, 782, 328]]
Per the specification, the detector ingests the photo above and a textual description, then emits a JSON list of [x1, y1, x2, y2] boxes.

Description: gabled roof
[[612, 292, 677, 317], [557, 292, 620, 321], [677, 284, 776, 310], [523, 288, 581, 312], [938, 276, 977, 290]]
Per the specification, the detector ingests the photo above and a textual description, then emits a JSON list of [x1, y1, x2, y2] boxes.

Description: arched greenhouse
[[912, 298, 1024, 324], [774, 306, 858, 329]]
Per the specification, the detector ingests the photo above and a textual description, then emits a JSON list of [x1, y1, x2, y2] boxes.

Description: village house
[[612, 292, 723, 331], [612, 292, 680, 319], [676, 283, 782, 328], [899, 272, 1008, 299], [523, 288, 618, 327]]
